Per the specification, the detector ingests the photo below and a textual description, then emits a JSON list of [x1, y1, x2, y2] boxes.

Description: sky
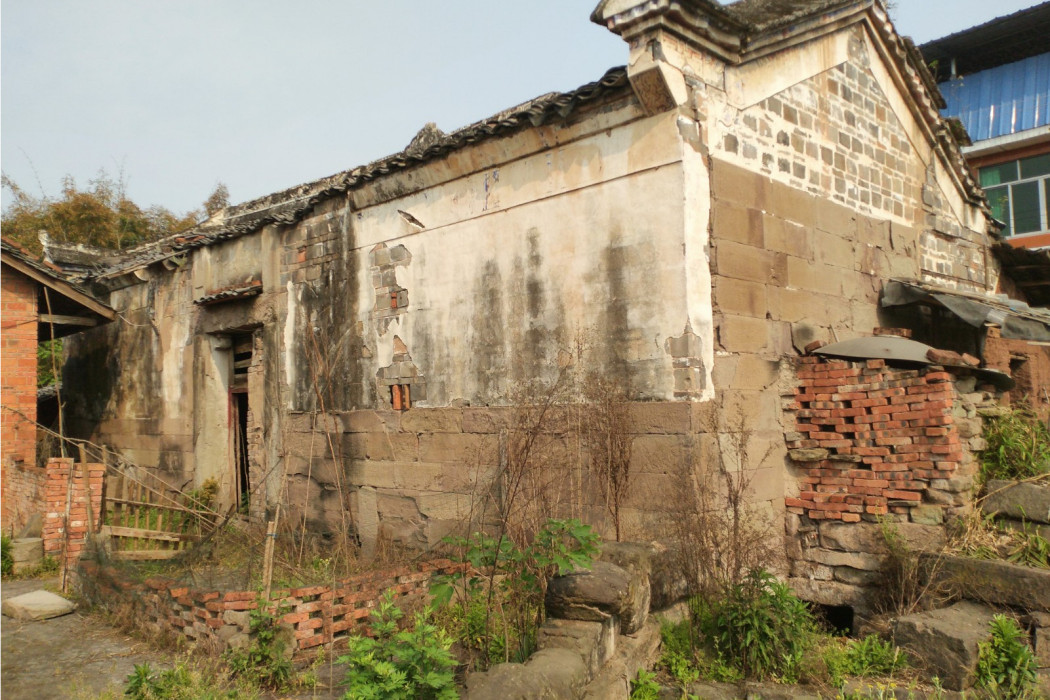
[[1, 0, 1044, 216]]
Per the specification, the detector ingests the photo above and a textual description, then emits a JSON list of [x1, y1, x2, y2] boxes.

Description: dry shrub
[[669, 404, 778, 600]]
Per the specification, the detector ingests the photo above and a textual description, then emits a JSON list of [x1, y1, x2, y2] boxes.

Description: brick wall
[[982, 326, 1050, 421], [78, 558, 464, 655], [42, 458, 105, 572], [783, 355, 989, 612], [786, 357, 962, 523], [2, 265, 41, 532]]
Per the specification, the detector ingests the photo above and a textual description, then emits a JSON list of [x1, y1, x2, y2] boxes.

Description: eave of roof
[[918, 2, 1050, 80], [1, 238, 116, 322]]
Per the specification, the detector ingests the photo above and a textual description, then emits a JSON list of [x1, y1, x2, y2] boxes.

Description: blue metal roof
[[938, 53, 1050, 141]]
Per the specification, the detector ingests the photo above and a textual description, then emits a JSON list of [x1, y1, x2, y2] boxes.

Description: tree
[[1, 170, 229, 254]]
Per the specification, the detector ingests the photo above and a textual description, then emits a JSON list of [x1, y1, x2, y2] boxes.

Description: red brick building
[[1, 239, 114, 533]]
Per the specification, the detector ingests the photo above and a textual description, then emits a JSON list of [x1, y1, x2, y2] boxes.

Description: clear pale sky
[[1, 1, 1043, 216]]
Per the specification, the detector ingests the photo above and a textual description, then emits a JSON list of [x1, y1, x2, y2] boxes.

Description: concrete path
[[1, 577, 162, 699]]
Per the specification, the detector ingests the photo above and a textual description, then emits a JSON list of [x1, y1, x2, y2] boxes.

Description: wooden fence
[[100, 469, 218, 560]]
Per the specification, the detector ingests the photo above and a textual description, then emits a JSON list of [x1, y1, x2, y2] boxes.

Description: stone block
[[714, 240, 779, 284], [625, 402, 691, 435], [909, 505, 944, 526], [418, 433, 495, 464], [536, 617, 617, 680], [892, 601, 997, 690], [714, 276, 767, 318], [769, 286, 830, 324], [819, 521, 945, 554], [711, 201, 764, 248], [546, 561, 648, 634], [983, 480, 1050, 524], [812, 228, 856, 270], [712, 160, 770, 210], [786, 257, 842, 296], [344, 432, 418, 462], [803, 548, 883, 571], [718, 314, 769, 353], [629, 435, 690, 474], [762, 214, 812, 258], [400, 408, 463, 434], [927, 552, 1050, 611], [2, 590, 76, 620], [10, 537, 43, 573], [461, 407, 513, 434], [466, 647, 589, 700]]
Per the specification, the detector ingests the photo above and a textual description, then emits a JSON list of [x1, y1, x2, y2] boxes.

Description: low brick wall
[[78, 558, 464, 655], [786, 357, 962, 523], [42, 458, 105, 571]]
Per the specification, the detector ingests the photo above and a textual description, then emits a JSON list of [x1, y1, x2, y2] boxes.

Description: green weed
[[975, 614, 1038, 699], [339, 592, 458, 700]]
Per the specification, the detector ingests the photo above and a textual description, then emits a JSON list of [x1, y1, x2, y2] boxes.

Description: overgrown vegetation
[[949, 509, 1050, 570], [2, 171, 228, 254], [223, 602, 293, 690], [654, 575, 909, 691], [974, 615, 1038, 699], [1, 534, 12, 577], [430, 518, 601, 670], [980, 404, 1050, 482], [339, 593, 458, 700], [123, 660, 256, 700], [37, 339, 62, 387]]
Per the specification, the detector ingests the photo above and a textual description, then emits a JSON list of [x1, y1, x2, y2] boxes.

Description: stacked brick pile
[[42, 458, 105, 569], [78, 558, 465, 655], [785, 356, 961, 523]]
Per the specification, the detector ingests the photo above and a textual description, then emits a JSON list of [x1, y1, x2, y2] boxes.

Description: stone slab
[[984, 480, 1050, 524], [892, 601, 997, 690], [1, 590, 76, 621], [925, 552, 1050, 611]]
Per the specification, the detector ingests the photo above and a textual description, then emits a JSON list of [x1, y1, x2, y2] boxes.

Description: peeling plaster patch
[[376, 336, 426, 408], [370, 243, 412, 334], [284, 280, 296, 408], [665, 323, 706, 399], [161, 317, 188, 405]]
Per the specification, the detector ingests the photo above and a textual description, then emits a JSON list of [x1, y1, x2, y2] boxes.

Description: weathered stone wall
[[1, 265, 41, 532], [284, 402, 717, 551], [62, 10, 1001, 558]]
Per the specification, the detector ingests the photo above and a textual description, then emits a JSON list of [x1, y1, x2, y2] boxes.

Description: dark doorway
[[230, 334, 252, 511]]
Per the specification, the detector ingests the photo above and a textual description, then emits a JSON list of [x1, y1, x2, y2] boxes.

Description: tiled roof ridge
[[98, 67, 631, 276]]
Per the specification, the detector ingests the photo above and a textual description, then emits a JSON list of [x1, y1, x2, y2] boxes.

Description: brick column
[[43, 458, 105, 570], [1, 267, 40, 531]]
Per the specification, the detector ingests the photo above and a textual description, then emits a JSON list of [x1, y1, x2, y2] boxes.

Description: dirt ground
[[1, 576, 354, 699]]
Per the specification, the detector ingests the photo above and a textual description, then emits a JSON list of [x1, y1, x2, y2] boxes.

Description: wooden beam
[[1, 254, 116, 320], [1016, 279, 1050, 288], [39, 313, 98, 327], [109, 550, 181, 561]]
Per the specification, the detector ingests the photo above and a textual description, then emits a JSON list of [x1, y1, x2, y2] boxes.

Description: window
[[980, 153, 1050, 237]]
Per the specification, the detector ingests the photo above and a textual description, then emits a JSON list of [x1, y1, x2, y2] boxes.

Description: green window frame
[[979, 153, 1050, 237]]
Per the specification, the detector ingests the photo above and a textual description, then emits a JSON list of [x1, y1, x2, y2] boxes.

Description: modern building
[[920, 2, 1050, 250]]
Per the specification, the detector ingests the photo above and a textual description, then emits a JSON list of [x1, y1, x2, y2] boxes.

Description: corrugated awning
[[882, 279, 1050, 342]]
